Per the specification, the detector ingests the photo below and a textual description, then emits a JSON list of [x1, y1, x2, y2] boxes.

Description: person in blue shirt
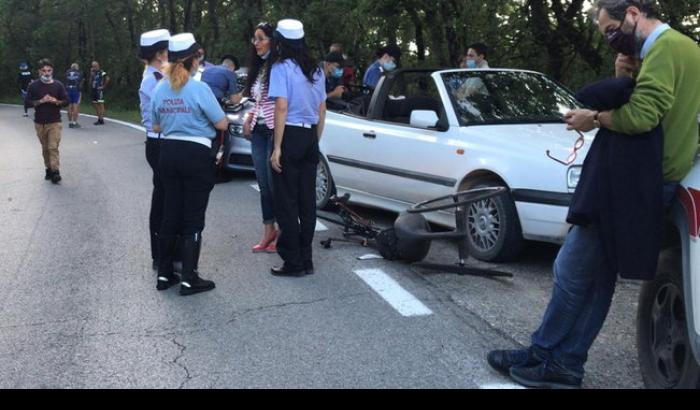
[[362, 44, 401, 90], [201, 56, 240, 104], [139, 28, 170, 271], [268, 19, 327, 277], [151, 33, 228, 296], [322, 51, 346, 99], [17, 62, 33, 117], [65, 63, 84, 128]]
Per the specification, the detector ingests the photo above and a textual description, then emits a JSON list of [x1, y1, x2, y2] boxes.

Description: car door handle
[[363, 132, 377, 139]]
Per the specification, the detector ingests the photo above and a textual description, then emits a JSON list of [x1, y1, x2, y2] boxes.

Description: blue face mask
[[466, 60, 477, 69], [382, 60, 397, 72], [331, 67, 344, 79]]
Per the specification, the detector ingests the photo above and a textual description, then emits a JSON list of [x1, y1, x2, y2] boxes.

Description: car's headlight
[[568, 166, 582, 189]]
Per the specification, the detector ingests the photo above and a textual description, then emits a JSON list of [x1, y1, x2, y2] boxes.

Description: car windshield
[[441, 71, 581, 126]]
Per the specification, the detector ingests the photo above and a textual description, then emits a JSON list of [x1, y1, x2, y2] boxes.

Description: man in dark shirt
[[65, 63, 84, 128], [17, 62, 33, 117], [27, 59, 68, 184], [90, 61, 110, 126], [322, 52, 346, 99]]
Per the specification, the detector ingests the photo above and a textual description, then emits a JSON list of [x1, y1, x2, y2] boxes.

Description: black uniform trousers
[[159, 140, 216, 238], [273, 125, 319, 271], [146, 139, 164, 261]]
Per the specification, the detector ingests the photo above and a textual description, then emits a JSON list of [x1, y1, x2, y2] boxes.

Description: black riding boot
[[157, 235, 181, 291], [180, 232, 215, 296]]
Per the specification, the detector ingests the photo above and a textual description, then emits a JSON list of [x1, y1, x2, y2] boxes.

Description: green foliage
[[1, 0, 698, 110]]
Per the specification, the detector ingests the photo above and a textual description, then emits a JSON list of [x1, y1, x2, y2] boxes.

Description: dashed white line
[[354, 269, 433, 317]]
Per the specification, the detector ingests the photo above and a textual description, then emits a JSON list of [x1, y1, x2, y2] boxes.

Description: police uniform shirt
[[268, 60, 327, 125], [363, 61, 383, 89], [65, 69, 83, 89], [139, 65, 164, 133], [150, 79, 225, 143]]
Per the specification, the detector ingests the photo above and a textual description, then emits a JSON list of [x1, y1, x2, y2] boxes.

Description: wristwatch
[[593, 111, 601, 129]]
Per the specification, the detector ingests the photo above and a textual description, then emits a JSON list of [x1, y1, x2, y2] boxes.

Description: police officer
[[151, 33, 228, 296], [18, 62, 33, 117], [139, 28, 170, 271], [268, 20, 327, 277]]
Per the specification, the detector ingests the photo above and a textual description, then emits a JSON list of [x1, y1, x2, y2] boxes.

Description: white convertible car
[[317, 69, 593, 262]]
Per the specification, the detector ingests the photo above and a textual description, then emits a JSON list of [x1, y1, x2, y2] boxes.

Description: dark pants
[[273, 125, 319, 271], [531, 182, 680, 377], [159, 140, 216, 238], [146, 139, 164, 261], [251, 124, 275, 224]]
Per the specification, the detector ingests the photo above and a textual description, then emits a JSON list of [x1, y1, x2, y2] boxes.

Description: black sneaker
[[180, 276, 216, 296], [509, 361, 583, 390], [74, 123, 82, 129], [487, 349, 542, 376], [45, 169, 53, 181], [68, 123, 74, 129], [51, 172, 62, 184], [94, 120, 105, 126], [157, 274, 181, 291]]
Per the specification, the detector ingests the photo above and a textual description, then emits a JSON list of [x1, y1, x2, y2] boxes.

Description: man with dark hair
[[487, 0, 700, 389], [322, 51, 346, 99], [462, 43, 490, 69], [27, 59, 69, 184], [90, 61, 109, 126], [363, 44, 401, 89]]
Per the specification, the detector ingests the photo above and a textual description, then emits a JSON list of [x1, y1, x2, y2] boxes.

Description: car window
[[381, 72, 445, 126], [442, 71, 581, 126]]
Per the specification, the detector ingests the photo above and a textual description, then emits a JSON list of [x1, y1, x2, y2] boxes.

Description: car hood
[[458, 123, 595, 165]]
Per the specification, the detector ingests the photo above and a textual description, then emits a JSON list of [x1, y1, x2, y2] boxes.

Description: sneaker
[[23, 113, 29, 118], [509, 361, 583, 390], [73, 123, 82, 129], [487, 349, 542, 376], [94, 120, 105, 126], [68, 123, 74, 129], [51, 172, 62, 184], [45, 169, 53, 181]]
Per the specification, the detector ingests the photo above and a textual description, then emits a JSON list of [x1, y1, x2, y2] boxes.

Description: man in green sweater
[[487, 0, 700, 389]]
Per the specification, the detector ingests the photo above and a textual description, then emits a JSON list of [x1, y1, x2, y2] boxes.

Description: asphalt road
[[0, 105, 644, 389]]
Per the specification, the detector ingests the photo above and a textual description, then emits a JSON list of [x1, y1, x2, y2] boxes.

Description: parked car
[[636, 154, 700, 389], [317, 68, 591, 262], [223, 97, 256, 172]]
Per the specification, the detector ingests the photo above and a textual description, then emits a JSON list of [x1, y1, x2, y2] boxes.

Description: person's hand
[[271, 149, 282, 174], [243, 119, 253, 139], [615, 54, 640, 78], [564, 109, 597, 132], [333, 86, 346, 95]]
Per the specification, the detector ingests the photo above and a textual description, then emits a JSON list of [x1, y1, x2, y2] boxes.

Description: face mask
[[606, 19, 640, 57], [466, 60, 477, 69], [331, 67, 344, 79], [40, 75, 53, 83], [261, 50, 271, 60], [382, 60, 397, 72]]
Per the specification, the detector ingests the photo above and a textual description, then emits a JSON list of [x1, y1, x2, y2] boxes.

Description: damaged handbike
[[318, 188, 513, 278]]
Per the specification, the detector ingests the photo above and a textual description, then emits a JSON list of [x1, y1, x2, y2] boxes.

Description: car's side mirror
[[410, 110, 439, 129]]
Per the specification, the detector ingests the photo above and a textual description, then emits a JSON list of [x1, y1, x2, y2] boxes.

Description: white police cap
[[141, 29, 170, 47], [276, 19, 305, 40], [168, 33, 201, 61]]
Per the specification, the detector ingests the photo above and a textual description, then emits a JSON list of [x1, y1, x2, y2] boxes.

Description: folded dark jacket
[[568, 77, 664, 281]]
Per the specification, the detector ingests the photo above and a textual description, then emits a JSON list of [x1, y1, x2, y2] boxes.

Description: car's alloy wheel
[[316, 155, 335, 210], [468, 198, 500, 252]]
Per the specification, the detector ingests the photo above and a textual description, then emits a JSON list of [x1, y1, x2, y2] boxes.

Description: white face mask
[[40, 75, 53, 83]]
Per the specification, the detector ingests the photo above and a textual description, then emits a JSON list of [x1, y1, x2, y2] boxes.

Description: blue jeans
[[251, 124, 275, 225], [531, 182, 679, 377]]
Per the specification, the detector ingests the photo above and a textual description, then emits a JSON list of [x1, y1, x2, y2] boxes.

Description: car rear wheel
[[637, 247, 700, 389], [316, 155, 336, 210], [466, 183, 524, 262]]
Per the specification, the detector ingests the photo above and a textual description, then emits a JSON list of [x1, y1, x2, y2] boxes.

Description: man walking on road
[[90, 61, 109, 126], [27, 59, 69, 184]]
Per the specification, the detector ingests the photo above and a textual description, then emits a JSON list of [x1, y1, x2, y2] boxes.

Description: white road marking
[[251, 184, 260, 192], [354, 269, 433, 317], [479, 383, 526, 390]]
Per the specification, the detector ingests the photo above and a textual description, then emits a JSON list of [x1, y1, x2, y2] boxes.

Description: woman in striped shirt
[[243, 22, 278, 254]]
